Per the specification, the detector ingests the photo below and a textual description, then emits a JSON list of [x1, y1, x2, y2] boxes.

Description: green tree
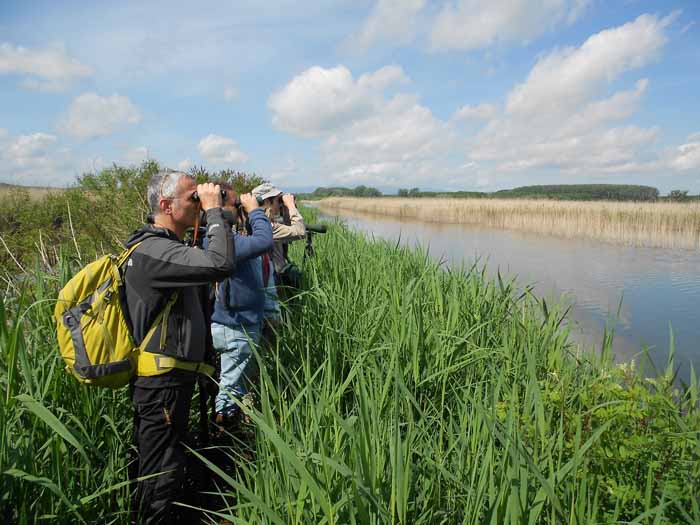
[[668, 189, 689, 202]]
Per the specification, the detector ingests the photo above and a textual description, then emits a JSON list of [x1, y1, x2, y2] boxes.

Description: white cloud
[[430, 0, 591, 51], [268, 65, 408, 138], [5, 132, 57, 162], [349, 0, 427, 52], [0, 131, 74, 186], [80, 156, 106, 175], [557, 79, 648, 138], [322, 94, 450, 185], [670, 134, 700, 171], [223, 86, 238, 101], [270, 64, 450, 186], [506, 14, 672, 118], [178, 158, 194, 171], [453, 103, 497, 121], [0, 42, 92, 91], [123, 146, 150, 164], [467, 15, 673, 177], [266, 157, 298, 184], [58, 93, 141, 141], [197, 134, 249, 165]]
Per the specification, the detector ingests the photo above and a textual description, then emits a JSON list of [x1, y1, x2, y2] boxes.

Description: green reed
[[206, 212, 700, 524], [1, 209, 699, 523], [1, 254, 134, 523]]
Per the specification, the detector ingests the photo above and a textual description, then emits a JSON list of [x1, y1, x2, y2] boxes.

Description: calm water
[[318, 206, 700, 381]]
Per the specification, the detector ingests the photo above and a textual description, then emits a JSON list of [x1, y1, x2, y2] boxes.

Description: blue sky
[[1, 0, 698, 193]]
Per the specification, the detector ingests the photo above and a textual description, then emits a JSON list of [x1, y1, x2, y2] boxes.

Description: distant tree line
[[301, 185, 383, 199], [398, 188, 487, 198], [287, 181, 700, 203], [394, 185, 662, 201], [663, 190, 700, 202], [303, 184, 700, 202], [492, 184, 660, 201]]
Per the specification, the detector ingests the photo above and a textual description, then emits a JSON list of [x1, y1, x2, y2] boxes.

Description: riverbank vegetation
[[318, 197, 700, 250], [301, 184, 685, 202], [493, 184, 660, 201], [1, 164, 699, 522], [0, 183, 64, 200], [0, 162, 264, 271]]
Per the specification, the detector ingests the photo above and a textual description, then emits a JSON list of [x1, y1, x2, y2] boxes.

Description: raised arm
[[235, 206, 273, 261], [137, 207, 236, 288], [272, 194, 306, 241]]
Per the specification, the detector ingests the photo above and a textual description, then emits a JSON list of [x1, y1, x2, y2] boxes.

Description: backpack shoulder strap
[[116, 242, 141, 266]]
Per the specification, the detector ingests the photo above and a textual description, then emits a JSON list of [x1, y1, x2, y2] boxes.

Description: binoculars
[[190, 189, 228, 203], [192, 191, 264, 208]]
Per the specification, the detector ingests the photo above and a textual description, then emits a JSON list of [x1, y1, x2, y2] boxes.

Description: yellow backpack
[[55, 244, 177, 388]]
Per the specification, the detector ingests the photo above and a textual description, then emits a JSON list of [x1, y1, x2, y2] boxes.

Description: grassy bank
[[0, 184, 65, 201], [318, 197, 700, 250], [2, 209, 699, 522], [1, 165, 699, 522]]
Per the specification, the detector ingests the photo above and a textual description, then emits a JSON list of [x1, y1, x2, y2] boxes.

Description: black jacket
[[123, 208, 235, 385]]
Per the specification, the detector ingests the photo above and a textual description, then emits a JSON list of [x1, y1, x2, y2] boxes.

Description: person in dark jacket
[[123, 169, 235, 524], [209, 188, 273, 426]]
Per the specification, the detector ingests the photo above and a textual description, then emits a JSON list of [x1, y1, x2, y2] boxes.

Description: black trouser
[[130, 382, 195, 524]]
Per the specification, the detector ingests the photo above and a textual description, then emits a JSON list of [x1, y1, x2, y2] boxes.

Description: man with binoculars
[[123, 169, 235, 523]]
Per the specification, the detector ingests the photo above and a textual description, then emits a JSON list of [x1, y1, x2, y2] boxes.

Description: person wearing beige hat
[[251, 183, 306, 274], [251, 182, 306, 336]]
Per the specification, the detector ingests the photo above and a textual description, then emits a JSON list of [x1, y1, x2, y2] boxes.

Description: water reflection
[[319, 206, 700, 381]]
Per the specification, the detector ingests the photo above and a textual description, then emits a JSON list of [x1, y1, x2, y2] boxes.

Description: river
[[317, 206, 700, 383]]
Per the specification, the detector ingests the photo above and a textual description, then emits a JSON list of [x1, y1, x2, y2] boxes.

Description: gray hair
[[147, 169, 193, 214]]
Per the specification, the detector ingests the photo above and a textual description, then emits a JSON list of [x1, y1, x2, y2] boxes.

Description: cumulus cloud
[[430, 0, 591, 51], [197, 134, 248, 165], [467, 14, 673, 177], [58, 93, 141, 141], [505, 14, 672, 118], [123, 146, 150, 164], [5, 132, 57, 162], [349, 0, 427, 52], [0, 130, 74, 186], [669, 133, 700, 171], [453, 103, 497, 121], [322, 94, 450, 185], [268, 65, 408, 138], [178, 158, 194, 171], [270, 64, 449, 186], [0, 42, 92, 91]]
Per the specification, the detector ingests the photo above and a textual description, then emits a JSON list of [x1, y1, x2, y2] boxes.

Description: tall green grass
[[1, 256, 133, 523], [1, 210, 699, 523], [206, 213, 700, 523]]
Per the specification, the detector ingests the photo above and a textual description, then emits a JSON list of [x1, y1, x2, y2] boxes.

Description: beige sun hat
[[252, 183, 283, 201]]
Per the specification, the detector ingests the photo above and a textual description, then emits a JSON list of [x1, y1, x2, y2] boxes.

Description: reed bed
[[206, 213, 700, 523], [318, 197, 700, 250], [0, 185, 64, 200], [1, 209, 699, 523]]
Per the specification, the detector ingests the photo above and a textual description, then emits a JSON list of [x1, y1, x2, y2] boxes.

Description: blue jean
[[211, 322, 261, 416]]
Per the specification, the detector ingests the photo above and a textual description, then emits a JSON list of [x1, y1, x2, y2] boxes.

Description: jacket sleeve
[[272, 208, 306, 242], [137, 208, 236, 288], [234, 208, 274, 262]]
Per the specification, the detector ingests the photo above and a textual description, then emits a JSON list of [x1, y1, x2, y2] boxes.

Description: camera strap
[[192, 203, 202, 245]]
